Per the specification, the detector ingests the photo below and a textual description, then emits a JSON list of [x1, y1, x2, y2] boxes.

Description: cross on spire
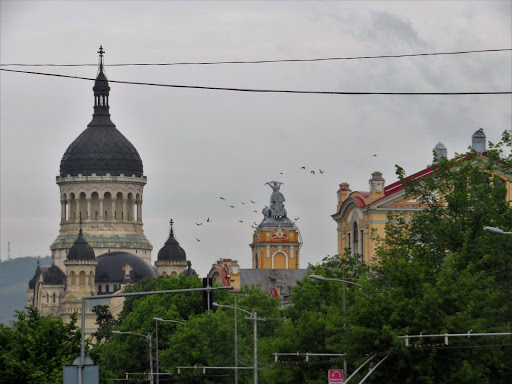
[[169, 218, 175, 236], [79, 218, 83, 235], [97, 45, 105, 70]]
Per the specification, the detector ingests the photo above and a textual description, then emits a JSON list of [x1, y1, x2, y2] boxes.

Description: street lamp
[[483, 226, 512, 235], [112, 330, 154, 384], [213, 300, 261, 384], [153, 317, 186, 384], [309, 274, 362, 378]]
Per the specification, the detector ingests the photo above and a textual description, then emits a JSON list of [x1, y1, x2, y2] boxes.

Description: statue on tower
[[264, 181, 287, 218]]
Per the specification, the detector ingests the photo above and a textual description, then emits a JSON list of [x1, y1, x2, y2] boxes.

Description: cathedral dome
[[43, 265, 66, 285], [96, 252, 156, 283], [67, 228, 95, 261], [157, 220, 187, 262], [59, 46, 143, 177]]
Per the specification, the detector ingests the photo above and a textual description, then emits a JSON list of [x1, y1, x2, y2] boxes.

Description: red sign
[[328, 369, 344, 383]]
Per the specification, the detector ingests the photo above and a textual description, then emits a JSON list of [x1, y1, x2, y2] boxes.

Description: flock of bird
[[191, 166, 325, 243]]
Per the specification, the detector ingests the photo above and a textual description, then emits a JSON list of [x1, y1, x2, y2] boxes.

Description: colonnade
[[60, 191, 143, 223]]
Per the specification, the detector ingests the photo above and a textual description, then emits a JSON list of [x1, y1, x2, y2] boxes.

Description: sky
[[1, 1, 511, 277]]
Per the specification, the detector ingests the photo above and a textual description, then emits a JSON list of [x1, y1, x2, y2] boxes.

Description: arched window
[[98, 285, 102, 293], [106, 285, 110, 293], [89, 271, 94, 285], [79, 271, 86, 285], [46, 293, 49, 303], [71, 271, 76, 286], [53, 293, 56, 303], [352, 222, 359, 256]]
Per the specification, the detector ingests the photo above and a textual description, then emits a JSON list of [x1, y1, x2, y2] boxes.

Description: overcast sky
[[1, 1, 511, 277]]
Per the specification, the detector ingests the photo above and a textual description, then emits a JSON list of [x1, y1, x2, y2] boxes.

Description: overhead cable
[[0, 48, 510, 67], [1, 68, 510, 95]]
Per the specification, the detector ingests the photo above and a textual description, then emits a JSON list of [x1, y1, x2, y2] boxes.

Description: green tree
[[0, 306, 83, 384]]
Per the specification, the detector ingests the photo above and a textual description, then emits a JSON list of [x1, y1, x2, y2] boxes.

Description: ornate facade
[[250, 181, 301, 269]]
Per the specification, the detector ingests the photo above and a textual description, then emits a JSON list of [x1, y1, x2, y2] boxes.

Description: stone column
[[75, 199, 79, 222], [99, 198, 104, 220], [86, 198, 91, 221], [112, 198, 117, 221], [122, 198, 127, 221], [60, 200, 66, 223], [67, 199, 72, 222], [137, 200, 142, 222]]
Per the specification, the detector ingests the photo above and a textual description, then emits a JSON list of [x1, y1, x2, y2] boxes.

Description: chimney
[[337, 183, 351, 205], [369, 172, 385, 197], [433, 142, 447, 164], [471, 128, 486, 154]]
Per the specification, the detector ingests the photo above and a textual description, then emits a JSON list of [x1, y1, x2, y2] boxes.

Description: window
[[98, 285, 102, 293], [95, 211, 98, 220], [347, 233, 351, 249], [106, 285, 110, 293], [352, 222, 359, 256], [360, 229, 364, 256]]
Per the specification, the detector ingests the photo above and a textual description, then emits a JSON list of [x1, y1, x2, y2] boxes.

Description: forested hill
[[0, 256, 51, 325]]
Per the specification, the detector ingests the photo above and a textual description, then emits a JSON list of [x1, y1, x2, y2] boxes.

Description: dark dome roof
[[67, 230, 95, 261], [96, 252, 156, 283], [59, 124, 144, 177], [28, 274, 36, 289], [59, 52, 143, 178], [44, 265, 66, 285], [158, 227, 186, 262]]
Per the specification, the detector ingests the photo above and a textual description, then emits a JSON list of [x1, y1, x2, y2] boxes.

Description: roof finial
[[98, 45, 105, 68], [79, 218, 83, 235], [169, 218, 174, 236]]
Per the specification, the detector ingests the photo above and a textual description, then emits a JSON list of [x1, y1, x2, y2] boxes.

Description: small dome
[[28, 275, 36, 289], [44, 265, 66, 285], [96, 252, 156, 283], [67, 229, 95, 261], [435, 142, 446, 150], [158, 221, 187, 262]]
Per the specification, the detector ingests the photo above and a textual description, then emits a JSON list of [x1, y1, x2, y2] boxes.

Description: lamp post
[[309, 274, 363, 379], [112, 330, 154, 384], [153, 317, 186, 384], [483, 226, 512, 235], [213, 300, 261, 384]]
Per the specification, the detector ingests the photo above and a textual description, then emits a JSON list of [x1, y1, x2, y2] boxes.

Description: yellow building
[[250, 181, 301, 269], [332, 129, 508, 263], [209, 181, 306, 300]]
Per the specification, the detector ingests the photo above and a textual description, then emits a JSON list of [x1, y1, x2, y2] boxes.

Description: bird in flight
[[230, 205, 235, 208], [220, 197, 226, 200], [319, 169, 324, 174], [196, 238, 200, 242], [196, 223, 202, 226], [373, 154, 377, 157], [301, 166, 306, 170], [250, 200, 256, 203], [294, 217, 300, 221], [311, 170, 315, 174], [280, 172, 284, 175], [207, 218, 211, 222], [239, 220, 243, 223], [253, 210, 258, 213], [241, 202, 246, 205]]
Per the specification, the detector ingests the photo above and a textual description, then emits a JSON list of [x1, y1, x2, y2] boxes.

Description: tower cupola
[[93, 46, 110, 114], [67, 222, 95, 261]]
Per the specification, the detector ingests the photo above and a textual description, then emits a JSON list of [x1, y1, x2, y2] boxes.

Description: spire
[[92, 45, 111, 119], [79, 218, 83, 235], [169, 218, 175, 237]]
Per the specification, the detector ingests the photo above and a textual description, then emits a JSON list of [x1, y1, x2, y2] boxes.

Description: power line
[[1, 68, 510, 96], [0, 48, 510, 67]]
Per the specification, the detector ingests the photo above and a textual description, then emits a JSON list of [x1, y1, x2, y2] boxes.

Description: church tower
[[51, 46, 152, 272], [250, 182, 301, 269], [60, 224, 98, 335], [155, 219, 189, 277]]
